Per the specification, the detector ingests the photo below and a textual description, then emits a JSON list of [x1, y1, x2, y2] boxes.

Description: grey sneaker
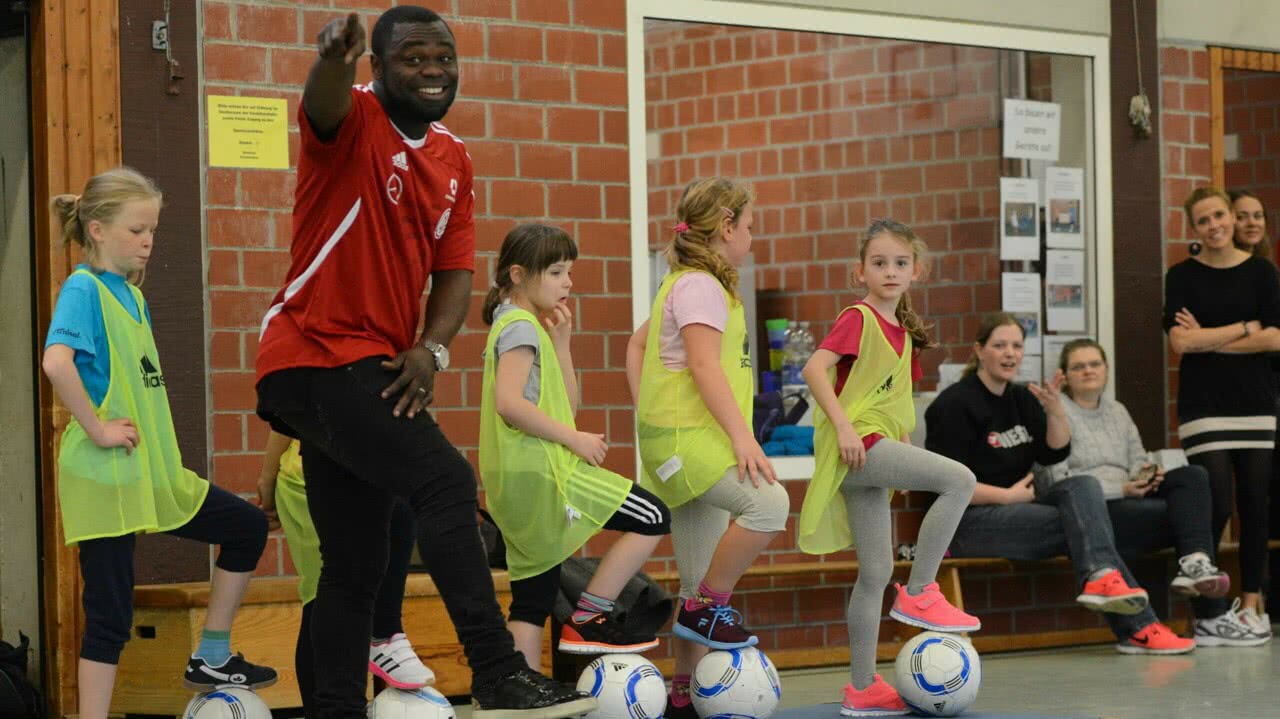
[[1194, 600, 1270, 647], [1171, 552, 1230, 598]]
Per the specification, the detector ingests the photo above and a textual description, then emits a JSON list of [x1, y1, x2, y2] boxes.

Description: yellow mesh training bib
[[479, 306, 633, 581], [272, 441, 321, 603], [799, 304, 914, 555], [57, 270, 209, 545], [636, 270, 754, 508]]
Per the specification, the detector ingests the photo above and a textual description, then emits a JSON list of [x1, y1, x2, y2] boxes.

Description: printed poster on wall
[[208, 95, 290, 169], [1000, 178, 1041, 261], [1003, 99, 1062, 161], [1001, 272, 1043, 355], [1045, 167, 1085, 249], [1045, 250, 1086, 332]]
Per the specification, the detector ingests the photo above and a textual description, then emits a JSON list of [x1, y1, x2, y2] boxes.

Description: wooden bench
[[113, 572, 552, 717], [117, 542, 1272, 716]]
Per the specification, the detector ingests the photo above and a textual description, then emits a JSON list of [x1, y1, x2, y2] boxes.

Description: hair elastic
[[673, 222, 689, 233]]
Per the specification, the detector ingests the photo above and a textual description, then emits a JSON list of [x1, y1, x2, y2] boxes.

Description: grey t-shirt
[[492, 302, 540, 404]]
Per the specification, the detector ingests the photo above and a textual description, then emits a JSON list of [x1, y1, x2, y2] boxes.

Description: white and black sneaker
[[370, 633, 436, 689], [1171, 552, 1230, 598], [1193, 600, 1271, 647], [183, 652, 278, 690]]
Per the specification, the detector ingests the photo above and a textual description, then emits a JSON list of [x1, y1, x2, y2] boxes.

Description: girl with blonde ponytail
[[797, 219, 980, 716], [627, 177, 789, 719], [43, 168, 276, 719]]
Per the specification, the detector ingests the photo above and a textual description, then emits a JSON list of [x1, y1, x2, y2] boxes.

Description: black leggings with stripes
[[1191, 448, 1272, 593], [507, 485, 671, 626]]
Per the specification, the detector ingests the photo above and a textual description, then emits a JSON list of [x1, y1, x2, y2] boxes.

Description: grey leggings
[[671, 467, 791, 600], [842, 440, 976, 689]]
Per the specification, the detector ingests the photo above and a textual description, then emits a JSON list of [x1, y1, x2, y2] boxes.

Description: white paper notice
[[1001, 178, 1041, 260], [1045, 167, 1085, 249], [1045, 250, 1086, 332], [1003, 99, 1062, 161], [1016, 356, 1041, 384], [937, 363, 965, 393], [1043, 334, 1084, 380], [1002, 272, 1042, 355]]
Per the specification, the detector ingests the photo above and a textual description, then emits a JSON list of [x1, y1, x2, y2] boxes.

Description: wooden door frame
[[1209, 46, 1280, 187], [30, 0, 122, 716]]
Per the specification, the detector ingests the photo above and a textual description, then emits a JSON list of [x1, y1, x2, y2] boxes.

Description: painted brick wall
[[200, 0, 634, 579], [1159, 45, 1211, 447], [1224, 69, 1280, 234], [644, 22, 1005, 386]]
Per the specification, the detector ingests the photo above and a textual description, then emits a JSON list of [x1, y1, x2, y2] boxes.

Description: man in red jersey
[[253, 8, 593, 719]]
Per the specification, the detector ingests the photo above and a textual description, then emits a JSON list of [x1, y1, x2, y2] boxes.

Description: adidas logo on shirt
[[391, 151, 408, 172], [139, 354, 165, 388]]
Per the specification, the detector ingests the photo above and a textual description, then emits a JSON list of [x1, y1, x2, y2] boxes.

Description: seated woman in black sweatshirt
[[925, 313, 1193, 655]]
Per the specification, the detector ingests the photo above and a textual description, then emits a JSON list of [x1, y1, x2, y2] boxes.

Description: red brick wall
[[1224, 69, 1280, 239], [1159, 44, 1211, 446], [201, 0, 633, 579], [644, 22, 1005, 386]]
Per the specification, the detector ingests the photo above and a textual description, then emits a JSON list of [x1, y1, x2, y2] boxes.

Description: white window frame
[[625, 0, 1115, 388]]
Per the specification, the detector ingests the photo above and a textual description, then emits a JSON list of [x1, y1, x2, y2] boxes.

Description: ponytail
[[962, 312, 1023, 377], [667, 177, 751, 302], [50, 167, 162, 284], [483, 224, 578, 325], [858, 219, 936, 349]]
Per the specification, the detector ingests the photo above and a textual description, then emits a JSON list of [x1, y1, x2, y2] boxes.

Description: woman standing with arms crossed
[[1165, 187, 1280, 644]]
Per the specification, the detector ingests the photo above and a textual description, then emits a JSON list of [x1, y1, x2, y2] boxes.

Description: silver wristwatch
[[423, 340, 450, 370]]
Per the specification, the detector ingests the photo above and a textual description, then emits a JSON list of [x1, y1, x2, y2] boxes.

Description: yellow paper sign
[[207, 95, 289, 169]]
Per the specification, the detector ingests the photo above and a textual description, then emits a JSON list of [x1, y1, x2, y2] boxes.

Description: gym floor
[[776, 641, 1279, 719], [447, 641, 1277, 719]]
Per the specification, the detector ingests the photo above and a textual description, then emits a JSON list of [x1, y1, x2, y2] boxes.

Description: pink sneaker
[[1077, 569, 1148, 615], [889, 582, 981, 633], [840, 675, 909, 717]]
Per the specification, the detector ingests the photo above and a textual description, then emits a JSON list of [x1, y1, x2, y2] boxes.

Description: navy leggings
[[78, 484, 267, 664]]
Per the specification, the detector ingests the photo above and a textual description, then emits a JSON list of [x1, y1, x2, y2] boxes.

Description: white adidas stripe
[[259, 199, 362, 340]]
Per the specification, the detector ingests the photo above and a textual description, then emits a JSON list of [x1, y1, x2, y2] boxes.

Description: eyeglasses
[[1067, 360, 1105, 373]]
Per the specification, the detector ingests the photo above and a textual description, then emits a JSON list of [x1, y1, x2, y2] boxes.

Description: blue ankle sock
[[195, 628, 231, 666]]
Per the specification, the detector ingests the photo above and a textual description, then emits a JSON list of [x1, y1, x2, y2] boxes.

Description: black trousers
[[1191, 448, 1271, 593], [78, 484, 267, 664], [257, 358, 524, 718], [295, 499, 415, 718]]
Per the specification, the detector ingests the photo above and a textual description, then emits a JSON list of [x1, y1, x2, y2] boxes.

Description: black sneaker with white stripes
[[183, 653, 278, 691]]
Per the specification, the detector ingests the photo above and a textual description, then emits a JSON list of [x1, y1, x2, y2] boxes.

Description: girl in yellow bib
[[41, 168, 275, 719], [798, 220, 978, 717], [480, 224, 672, 669], [627, 177, 790, 719]]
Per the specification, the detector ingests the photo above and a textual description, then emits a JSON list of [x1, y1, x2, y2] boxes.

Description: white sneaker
[[1238, 605, 1273, 640], [369, 633, 435, 689], [1194, 599, 1271, 647], [1171, 553, 1230, 598]]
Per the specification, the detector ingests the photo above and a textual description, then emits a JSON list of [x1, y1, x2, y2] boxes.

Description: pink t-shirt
[[658, 272, 729, 370]]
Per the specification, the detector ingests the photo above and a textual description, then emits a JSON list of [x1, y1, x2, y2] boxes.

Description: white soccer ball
[[367, 686, 457, 719], [576, 653, 667, 719], [894, 632, 981, 717], [184, 688, 272, 719], [691, 647, 782, 719]]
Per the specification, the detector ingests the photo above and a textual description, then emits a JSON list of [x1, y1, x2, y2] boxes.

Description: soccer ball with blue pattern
[[184, 688, 271, 719], [367, 686, 457, 719], [894, 632, 981, 717], [576, 654, 666, 719], [691, 647, 782, 719]]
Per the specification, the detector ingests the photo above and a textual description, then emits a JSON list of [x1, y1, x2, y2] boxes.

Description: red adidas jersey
[[256, 86, 475, 382]]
